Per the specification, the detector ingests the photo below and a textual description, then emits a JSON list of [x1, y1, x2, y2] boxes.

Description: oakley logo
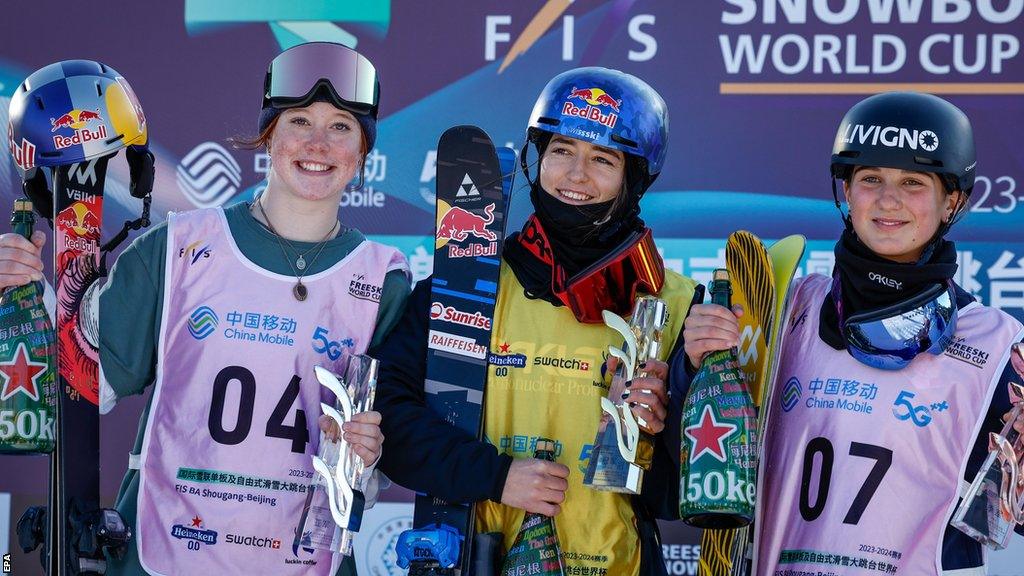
[[868, 272, 902, 290], [841, 124, 939, 152]]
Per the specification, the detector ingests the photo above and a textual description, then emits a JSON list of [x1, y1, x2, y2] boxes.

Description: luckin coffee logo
[[841, 124, 938, 152], [868, 272, 902, 290]]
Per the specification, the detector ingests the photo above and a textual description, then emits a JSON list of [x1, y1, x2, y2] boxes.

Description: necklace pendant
[[296, 256, 307, 270], [293, 281, 308, 301]]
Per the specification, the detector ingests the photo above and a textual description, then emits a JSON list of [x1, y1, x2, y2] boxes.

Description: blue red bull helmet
[[527, 67, 668, 176], [8, 59, 148, 175]]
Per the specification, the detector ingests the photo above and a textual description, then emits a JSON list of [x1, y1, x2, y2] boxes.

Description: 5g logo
[[311, 326, 355, 360], [892, 390, 949, 428]]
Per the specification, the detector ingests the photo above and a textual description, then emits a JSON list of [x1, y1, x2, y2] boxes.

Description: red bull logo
[[50, 109, 108, 150], [50, 109, 104, 132], [563, 87, 620, 129], [8, 124, 36, 171], [436, 202, 498, 259], [567, 87, 621, 112], [56, 202, 101, 241]]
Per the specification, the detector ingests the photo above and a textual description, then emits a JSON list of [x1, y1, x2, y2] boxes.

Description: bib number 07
[[800, 437, 893, 525]]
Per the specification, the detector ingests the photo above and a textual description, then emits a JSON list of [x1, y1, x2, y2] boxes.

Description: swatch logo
[[781, 377, 802, 412], [188, 306, 219, 340], [177, 142, 242, 208]]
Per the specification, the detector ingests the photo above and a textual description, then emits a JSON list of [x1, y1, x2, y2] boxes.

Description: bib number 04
[[207, 365, 310, 454]]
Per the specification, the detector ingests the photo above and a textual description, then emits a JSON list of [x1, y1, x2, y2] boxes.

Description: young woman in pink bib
[[682, 92, 1024, 575], [0, 42, 408, 576]]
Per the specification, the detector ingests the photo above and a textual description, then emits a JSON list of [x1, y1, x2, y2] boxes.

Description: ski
[[48, 156, 109, 575], [396, 126, 515, 576]]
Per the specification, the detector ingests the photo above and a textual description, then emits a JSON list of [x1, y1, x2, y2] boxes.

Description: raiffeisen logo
[[840, 123, 939, 152]]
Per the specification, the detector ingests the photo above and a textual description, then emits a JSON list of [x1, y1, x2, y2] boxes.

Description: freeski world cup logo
[[188, 306, 219, 340], [562, 86, 621, 129]]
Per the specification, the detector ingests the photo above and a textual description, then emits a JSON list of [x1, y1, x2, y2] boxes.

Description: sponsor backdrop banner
[[1, 1, 1023, 574]]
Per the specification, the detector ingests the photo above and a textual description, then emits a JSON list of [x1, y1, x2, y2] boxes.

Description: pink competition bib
[[756, 275, 1023, 576], [135, 208, 406, 576]]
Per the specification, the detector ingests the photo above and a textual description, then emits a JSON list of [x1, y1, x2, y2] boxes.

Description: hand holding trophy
[[952, 343, 1024, 549], [583, 295, 668, 494], [295, 355, 379, 556]]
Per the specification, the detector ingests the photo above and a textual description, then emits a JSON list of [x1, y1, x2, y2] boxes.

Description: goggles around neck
[[833, 273, 958, 371], [265, 42, 379, 114], [521, 216, 665, 323]]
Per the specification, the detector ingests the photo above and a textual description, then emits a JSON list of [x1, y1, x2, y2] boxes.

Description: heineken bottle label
[[0, 283, 56, 453], [502, 514, 564, 576], [680, 350, 757, 516]]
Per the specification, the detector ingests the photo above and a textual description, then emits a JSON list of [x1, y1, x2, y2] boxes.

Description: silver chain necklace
[[254, 199, 339, 301]]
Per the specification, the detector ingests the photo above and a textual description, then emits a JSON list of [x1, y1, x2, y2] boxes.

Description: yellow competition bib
[[476, 262, 694, 575]]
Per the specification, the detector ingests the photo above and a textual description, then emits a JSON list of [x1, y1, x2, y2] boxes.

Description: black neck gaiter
[[503, 182, 639, 304], [820, 228, 958, 349]]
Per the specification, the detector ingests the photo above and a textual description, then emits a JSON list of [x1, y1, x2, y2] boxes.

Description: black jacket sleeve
[[371, 276, 513, 504]]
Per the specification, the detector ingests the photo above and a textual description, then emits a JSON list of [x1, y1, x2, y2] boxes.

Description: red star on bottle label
[[684, 404, 737, 464], [0, 341, 48, 402], [498, 342, 510, 353]]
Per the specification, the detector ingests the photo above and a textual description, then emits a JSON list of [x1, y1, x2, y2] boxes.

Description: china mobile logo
[[188, 306, 219, 340], [840, 124, 938, 152], [177, 142, 242, 208]]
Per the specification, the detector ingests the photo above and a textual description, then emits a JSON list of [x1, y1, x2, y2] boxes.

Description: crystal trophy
[[952, 368, 1024, 550], [294, 355, 378, 555], [583, 296, 668, 493]]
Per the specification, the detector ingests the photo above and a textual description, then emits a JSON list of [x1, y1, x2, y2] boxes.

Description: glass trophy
[[952, 379, 1024, 550], [294, 355, 378, 556], [583, 296, 668, 494]]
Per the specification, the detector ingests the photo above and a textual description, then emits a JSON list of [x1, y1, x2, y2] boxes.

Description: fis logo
[[179, 240, 212, 265], [840, 123, 939, 152], [188, 306, 219, 340]]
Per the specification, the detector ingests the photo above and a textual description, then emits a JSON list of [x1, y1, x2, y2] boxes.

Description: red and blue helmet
[[527, 66, 668, 177], [8, 59, 148, 175]]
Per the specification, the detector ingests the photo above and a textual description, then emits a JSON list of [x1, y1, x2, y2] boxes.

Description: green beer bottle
[[679, 269, 757, 527], [0, 198, 56, 454], [501, 438, 566, 576]]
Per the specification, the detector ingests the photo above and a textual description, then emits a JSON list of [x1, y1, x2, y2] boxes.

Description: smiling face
[[539, 135, 625, 206], [265, 101, 365, 203], [845, 166, 960, 263]]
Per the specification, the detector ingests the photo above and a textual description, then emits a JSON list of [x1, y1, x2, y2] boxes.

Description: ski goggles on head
[[834, 275, 958, 371], [265, 42, 379, 114], [553, 227, 666, 324]]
